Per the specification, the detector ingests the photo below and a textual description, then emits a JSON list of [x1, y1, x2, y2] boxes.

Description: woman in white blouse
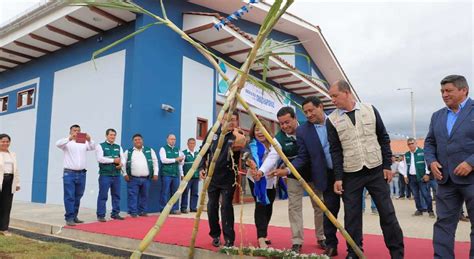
[[245, 121, 277, 248], [0, 134, 20, 236]]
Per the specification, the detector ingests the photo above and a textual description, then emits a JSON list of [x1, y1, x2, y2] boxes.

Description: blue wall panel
[[0, 22, 136, 203]]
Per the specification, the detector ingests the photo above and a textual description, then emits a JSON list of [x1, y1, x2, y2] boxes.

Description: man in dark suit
[[272, 96, 336, 255], [424, 74, 473, 259]]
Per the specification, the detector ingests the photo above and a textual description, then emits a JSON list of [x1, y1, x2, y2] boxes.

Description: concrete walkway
[[9, 196, 470, 257]]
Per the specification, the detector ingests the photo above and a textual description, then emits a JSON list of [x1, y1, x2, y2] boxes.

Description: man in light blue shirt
[[425, 74, 474, 258], [446, 96, 469, 136], [314, 118, 333, 170]]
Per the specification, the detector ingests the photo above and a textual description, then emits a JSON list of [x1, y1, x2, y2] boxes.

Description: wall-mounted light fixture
[[161, 104, 175, 113]]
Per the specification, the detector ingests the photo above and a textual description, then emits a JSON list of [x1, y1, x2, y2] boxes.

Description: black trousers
[[248, 180, 276, 238], [0, 174, 14, 231], [342, 166, 404, 259], [207, 184, 236, 242], [323, 171, 341, 249]]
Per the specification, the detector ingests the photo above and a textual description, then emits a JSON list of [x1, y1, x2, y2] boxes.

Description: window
[[17, 88, 35, 109], [0, 96, 8, 113], [196, 117, 208, 140]]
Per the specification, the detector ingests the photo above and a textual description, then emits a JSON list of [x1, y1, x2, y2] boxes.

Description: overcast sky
[[288, 0, 473, 139], [1, 0, 473, 139]]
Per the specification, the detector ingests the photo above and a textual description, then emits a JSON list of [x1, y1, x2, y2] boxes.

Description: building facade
[[0, 0, 358, 212]]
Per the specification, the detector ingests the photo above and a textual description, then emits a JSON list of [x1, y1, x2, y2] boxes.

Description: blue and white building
[[0, 0, 360, 212]]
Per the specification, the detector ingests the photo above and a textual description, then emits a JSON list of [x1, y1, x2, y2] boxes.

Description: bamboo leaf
[[160, 0, 168, 20]]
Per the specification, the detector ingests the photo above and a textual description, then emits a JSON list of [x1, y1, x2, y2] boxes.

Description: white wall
[[47, 50, 126, 209], [180, 56, 214, 150], [0, 78, 39, 202]]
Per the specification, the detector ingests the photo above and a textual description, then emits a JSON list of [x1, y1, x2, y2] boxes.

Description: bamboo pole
[[130, 88, 238, 258], [189, 2, 296, 256], [236, 94, 366, 259], [188, 87, 239, 258]]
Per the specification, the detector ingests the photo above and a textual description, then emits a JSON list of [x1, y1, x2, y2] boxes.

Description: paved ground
[[11, 196, 469, 242]]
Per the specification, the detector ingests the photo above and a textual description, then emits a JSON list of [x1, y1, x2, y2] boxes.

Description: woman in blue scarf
[[245, 121, 277, 248]]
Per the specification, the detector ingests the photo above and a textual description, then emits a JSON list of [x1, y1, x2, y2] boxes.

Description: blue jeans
[[63, 170, 86, 221], [408, 175, 432, 212], [97, 175, 121, 217], [390, 175, 400, 197], [181, 178, 199, 211], [127, 176, 151, 215], [428, 179, 438, 199], [160, 176, 180, 212], [362, 188, 376, 210], [399, 177, 412, 198]]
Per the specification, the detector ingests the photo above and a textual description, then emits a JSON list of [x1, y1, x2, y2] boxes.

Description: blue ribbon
[[249, 139, 270, 205], [214, 1, 259, 31]]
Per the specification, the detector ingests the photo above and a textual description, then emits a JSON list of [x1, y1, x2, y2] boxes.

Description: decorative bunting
[[214, 0, 260, 31]]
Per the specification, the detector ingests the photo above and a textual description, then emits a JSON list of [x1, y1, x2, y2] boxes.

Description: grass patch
[[0, 234, 123, 259]]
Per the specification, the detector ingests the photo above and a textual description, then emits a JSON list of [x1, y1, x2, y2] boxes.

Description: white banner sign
[[217, 68, 292, 115]]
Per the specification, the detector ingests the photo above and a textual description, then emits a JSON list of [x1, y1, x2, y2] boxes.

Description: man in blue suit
[[424, 74, 474, 259], [272, 96, 334, 255]]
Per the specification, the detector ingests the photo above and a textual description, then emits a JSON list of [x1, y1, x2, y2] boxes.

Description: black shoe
[[190, 209, 197, 213], [130, 214, 138, 218], [97, 217, 106, 222], [65, 220, 76, 226], [346, 256, 357, 259], [139, 213, 148, 217], [291, 244, 302, 253], [318, 239, 327, 249], [224, 240, 234, 247], [170, 210, 181, 215], [73, 218, 84, 224], [212, 237, 221, 247], [265, 239, 272, 245], [429, 211, 435, 218], [111, 214, 125, 220], [324, 247, 338, 257], [181, 209, 189, 214], [413, 210, 423, 216]]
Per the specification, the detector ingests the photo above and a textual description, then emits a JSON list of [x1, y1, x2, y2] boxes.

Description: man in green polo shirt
[[95, 128, 125, 222], [159, 134, 184, 214]]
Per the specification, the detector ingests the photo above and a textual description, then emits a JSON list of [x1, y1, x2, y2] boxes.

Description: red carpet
[[68, 216, 470, 258]]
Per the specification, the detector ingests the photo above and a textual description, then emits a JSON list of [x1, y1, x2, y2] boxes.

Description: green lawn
[[0, 233, 124, 259]]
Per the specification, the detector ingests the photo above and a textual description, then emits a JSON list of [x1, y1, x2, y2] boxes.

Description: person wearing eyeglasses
[[402, 138, 434, 218]]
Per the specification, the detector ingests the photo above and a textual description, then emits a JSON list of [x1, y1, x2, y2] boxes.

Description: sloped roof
[[391, 138, 425, 155]]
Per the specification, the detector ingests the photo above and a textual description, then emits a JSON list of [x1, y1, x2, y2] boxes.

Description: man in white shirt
[[95, 128, 125, 222], [56, 124, 95, 226], [159, 134, 184, 214], [122, 134, 158, 217]]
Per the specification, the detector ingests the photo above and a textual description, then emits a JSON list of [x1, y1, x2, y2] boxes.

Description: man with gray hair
[[425, 74, 473, 258], [327, 80, 404, 258]]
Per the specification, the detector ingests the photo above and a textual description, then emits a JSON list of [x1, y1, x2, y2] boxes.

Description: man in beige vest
[[327, 80, 404, 259]]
